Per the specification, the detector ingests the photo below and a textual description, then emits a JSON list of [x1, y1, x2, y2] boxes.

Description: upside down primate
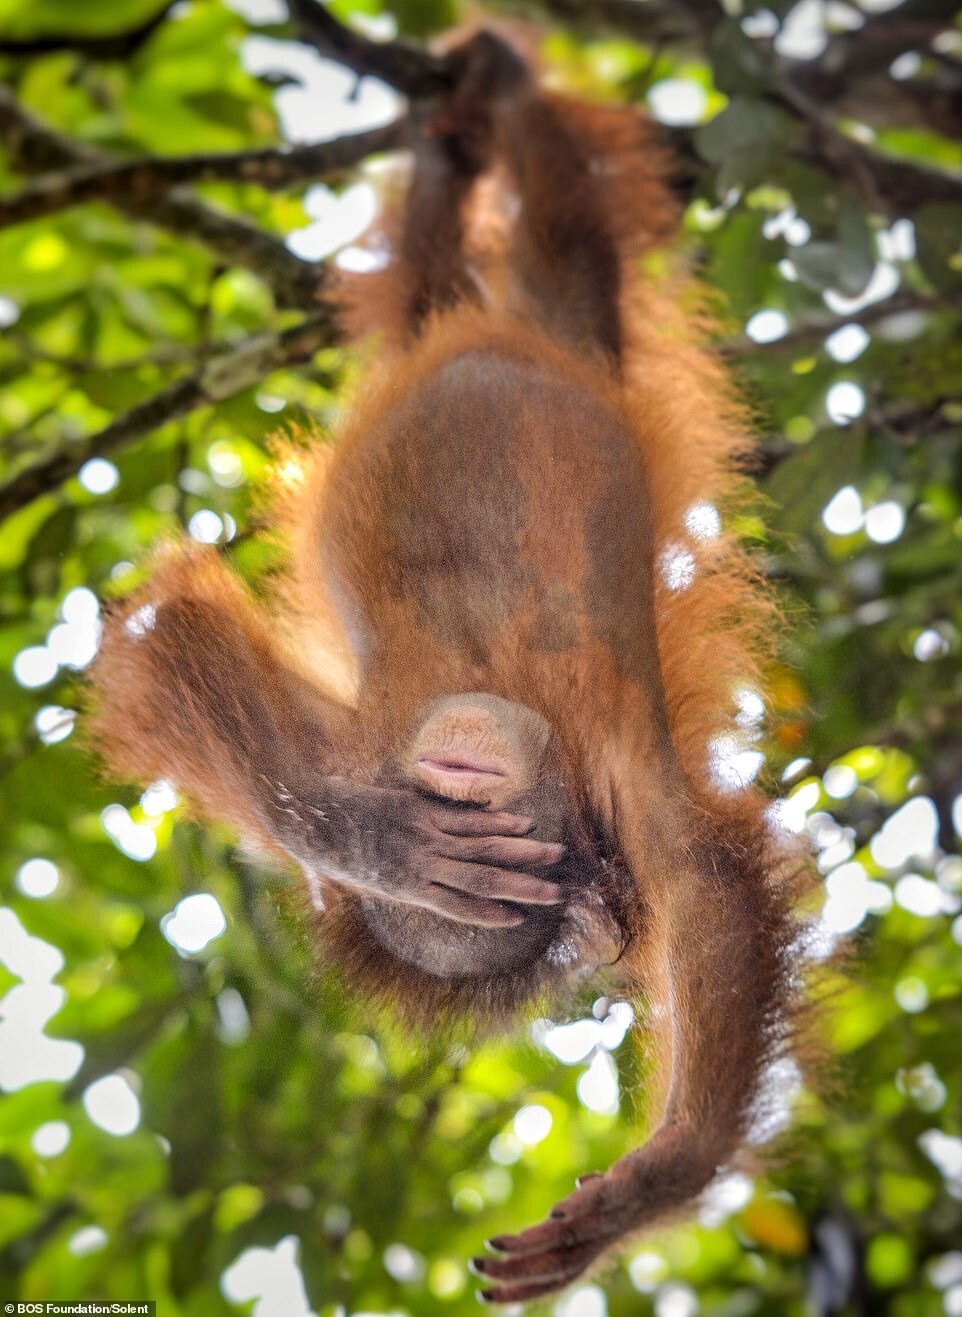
[[89, 32, 808, 1303]]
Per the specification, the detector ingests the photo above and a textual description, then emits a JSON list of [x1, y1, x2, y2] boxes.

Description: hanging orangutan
[[89, 31, 809, 1304]]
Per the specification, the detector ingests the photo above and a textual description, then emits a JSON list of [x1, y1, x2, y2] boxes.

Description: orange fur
[[87, 35, 814, 1300]]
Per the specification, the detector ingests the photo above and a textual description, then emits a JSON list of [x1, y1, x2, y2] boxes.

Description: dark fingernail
[[477, 1290, 496, 1305], [486, 1236, 508, 1252], [550, 1208, 568, 1219], [468, 1258, 488, 1277]]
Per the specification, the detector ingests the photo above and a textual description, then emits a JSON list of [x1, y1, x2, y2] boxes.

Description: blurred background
[[1, 1, 961, 1314]]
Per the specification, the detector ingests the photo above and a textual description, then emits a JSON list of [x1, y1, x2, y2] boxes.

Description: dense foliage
[[1, 1, 960, 1314]]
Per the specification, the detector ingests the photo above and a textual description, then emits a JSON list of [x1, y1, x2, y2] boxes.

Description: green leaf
[[766, 428, 866, 532], [0, 1156, 31, 1196], [914, 202, 962, 292], [791, 240, 843, 292], [695, 97, 796, 193], [836, 200, 875, 296], [710, 21, 770, 97]]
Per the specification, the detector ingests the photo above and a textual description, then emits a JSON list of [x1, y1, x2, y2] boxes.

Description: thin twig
[[0, 120, 406, 230], [3, 337, 219, 373], [797, 131, 962, 214], [0, 315, 335, 523], [784, 0, 962, 105], [0, 88, 324, 310], [775, 82, 962, 215], [722, 293, 962, 357], [0, 1, 175, 57], [286, 0, 452, 97]]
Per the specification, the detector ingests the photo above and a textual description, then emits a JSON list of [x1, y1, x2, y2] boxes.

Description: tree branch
[[509, 0, 703, 43], [0, 315, 334, 524], [0, 2, 175, 58], [0, 120, 405, 230], [284, 0, 711, 86], [154, 195, 330, 308], [784, 0, 962, 106], [775, 83, 962, 215], [0, 88, 326, 310], [0, 85, 96, 170], [856, 140, 959, 213], [3, 336, 220, 374], [508, 0, 962, 217], [722, 290, 962, 356], [518, 0, 960, 110], [807, 134, 962, 214], [287, 0, 452, 97]]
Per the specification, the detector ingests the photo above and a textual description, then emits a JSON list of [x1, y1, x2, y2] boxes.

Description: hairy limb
[[445, 33, 623, 361], [88, 549, 340, 844], [473, 803, 797, 1300], [275, 780, 564, 929], [88, 550, 563, 923], [502, 92, 623, 362], [397, 127, 477, 335], [395, 32, 534, 335], [474, 1124, 702, 1303], [402, 31, 624, 356]]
